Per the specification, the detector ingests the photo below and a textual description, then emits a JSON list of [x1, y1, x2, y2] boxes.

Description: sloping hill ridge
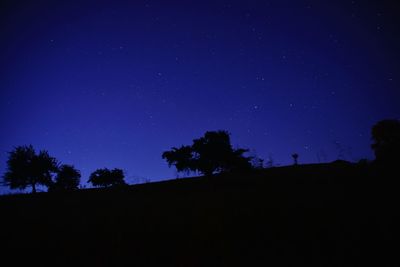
[[0, 163, 397, 266]]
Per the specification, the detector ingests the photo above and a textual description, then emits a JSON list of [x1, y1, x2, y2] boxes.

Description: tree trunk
[[31, 183, 37, 194]]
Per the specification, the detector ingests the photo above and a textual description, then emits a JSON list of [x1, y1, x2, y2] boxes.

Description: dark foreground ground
[[0, 163, 398, 266]]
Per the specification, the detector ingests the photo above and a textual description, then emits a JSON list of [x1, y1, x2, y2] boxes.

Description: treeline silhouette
[[1, 119, 400, 194], [2, 145, 126, 193], [0, 119, 399, 266]]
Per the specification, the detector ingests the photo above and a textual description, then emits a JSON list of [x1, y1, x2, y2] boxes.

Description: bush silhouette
[[2, 145, 59, 193], [50, 164, 81, 191], [162, 130, 253, 176], [371, 119, 400, 164], [250, 155, 264, 169], [88, 168, 126, 187]]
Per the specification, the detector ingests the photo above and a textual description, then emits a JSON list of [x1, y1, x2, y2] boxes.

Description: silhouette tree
[[292, 153, 299, 165], [371, 119, 400, 164], [88, 168, 126, 187], [2, 145, 59, 193], [162, 130, 253, 176], [50, 164, 81, 191], [162, 145, 194, 174]]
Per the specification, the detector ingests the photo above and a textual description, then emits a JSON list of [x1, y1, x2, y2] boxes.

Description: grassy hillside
[[0, 163, 397, 266]]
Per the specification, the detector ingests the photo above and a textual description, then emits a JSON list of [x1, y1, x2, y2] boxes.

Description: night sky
[[1, 0, 399, 192]]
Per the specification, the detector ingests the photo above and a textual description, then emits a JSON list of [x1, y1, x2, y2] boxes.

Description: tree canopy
[[162, 145, 194, 174], [162, 130, 253, 176], [88, 168, 126, 187], [50, 164, 81, 191], [3, 145, 59, 193], [371, 119, 400, 164]]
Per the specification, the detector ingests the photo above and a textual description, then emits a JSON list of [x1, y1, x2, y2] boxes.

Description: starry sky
[[1, 0, 399, 192]]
